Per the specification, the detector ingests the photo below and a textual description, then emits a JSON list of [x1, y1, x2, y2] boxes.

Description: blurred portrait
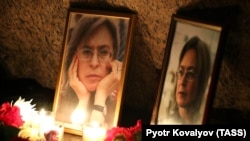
[[151, 15, 223, 125]]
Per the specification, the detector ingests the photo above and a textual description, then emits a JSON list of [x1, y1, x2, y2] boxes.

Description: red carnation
[[0, 102, 24, 128], [129, 120, 142, 133], [105, 126, 133, 141], [105, 120, 142, 141], [129, 120, 142, 141]]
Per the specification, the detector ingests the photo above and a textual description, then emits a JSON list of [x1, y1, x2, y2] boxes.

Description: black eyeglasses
[[77, 48, 113, 62], [176, 67, 197, 81]]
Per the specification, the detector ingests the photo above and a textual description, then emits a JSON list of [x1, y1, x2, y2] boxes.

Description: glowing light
[[82, 121, 106, 141]]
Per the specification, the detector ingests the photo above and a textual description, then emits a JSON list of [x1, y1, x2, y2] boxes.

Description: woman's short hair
[[178, 36, 211, 110], [66, 16, 120, 71], [60, 16, 120, 94]]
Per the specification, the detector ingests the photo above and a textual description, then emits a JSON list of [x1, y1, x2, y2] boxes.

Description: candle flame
[[40, 108, 46, 116]]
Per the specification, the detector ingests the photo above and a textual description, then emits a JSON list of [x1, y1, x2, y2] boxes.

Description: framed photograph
[[52, 8, 136, 135], [151, 14, 225, 125]]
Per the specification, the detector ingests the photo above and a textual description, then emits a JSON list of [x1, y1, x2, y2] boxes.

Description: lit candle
[[31, 111, 40, 128], [39, 108, 55, 134], [44, 123, 64, 141], [82, 122, 106, 141]]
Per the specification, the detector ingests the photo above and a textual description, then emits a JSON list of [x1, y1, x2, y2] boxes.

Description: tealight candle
[[82, 122, 106, 141], [44, 123, 64, 141]]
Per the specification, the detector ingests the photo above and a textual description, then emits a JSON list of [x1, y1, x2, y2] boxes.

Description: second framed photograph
[[151, 14, 224, 125], [52, 8, 136, 135]]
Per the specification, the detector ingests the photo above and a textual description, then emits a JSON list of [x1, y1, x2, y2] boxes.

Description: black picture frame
[[151, 14, 225, 125]]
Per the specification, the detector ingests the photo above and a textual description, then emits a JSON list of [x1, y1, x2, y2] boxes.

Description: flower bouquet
[[0, 97, 60, 141], [1, 97, 142, 141], [105, 120, 142, 141]]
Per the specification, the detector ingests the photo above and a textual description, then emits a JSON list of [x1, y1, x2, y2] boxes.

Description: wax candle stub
[[82, 122, 106, 141]]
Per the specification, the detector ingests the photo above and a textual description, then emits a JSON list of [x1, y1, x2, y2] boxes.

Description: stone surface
[[0, 0, 250, 125]]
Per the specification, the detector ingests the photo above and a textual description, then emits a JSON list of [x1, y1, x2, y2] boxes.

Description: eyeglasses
[[77, 48, 113, 62], [176, 67, 197, 81]]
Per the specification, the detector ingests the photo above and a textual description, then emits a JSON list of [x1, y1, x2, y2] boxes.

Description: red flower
[[105, 120, 142, 141], [0, 102, 24, 128], [129, 120, 142, 141], [105, 126, 133, 141], [129, 120, 142, 133]]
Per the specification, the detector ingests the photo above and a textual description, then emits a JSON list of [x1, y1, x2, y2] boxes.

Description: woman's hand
[[68, 54, 90, 108], [90, 60, 122, 125], [94, 60, 122, 106]]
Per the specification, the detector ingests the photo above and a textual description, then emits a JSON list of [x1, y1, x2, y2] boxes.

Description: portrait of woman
[[159, 36, 211, 124], [154, 16, 222, 125], [53, 10, 133, 132]]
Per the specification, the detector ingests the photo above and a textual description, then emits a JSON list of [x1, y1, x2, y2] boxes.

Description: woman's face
[[76, 25, 114, 92], [175, 49, 198, 108]]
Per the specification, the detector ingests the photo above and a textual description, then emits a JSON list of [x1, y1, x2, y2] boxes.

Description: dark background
[[0, 0, 250, 127]]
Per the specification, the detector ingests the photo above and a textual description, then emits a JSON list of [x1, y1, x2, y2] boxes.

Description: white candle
[[54, 124, 64, 141], [44, 123, 64, 141], [39, 109, 55, 134], [82, 122, 106, 141]]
